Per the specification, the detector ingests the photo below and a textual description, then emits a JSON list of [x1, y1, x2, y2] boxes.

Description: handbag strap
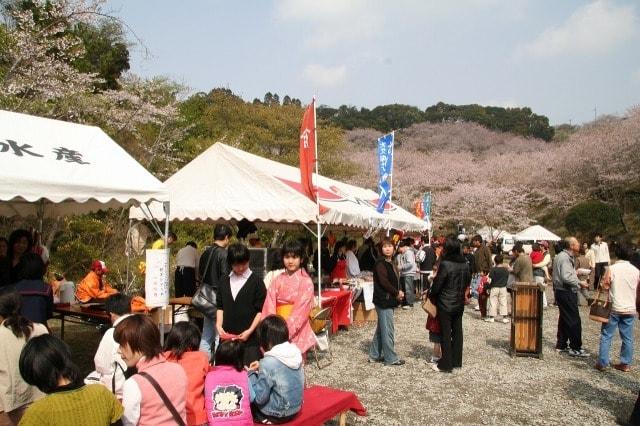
[[137, 372, 186, 426], [200, 245, 217, 286]]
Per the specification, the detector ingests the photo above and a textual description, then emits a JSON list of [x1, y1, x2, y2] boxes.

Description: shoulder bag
[[192, 246, 218, 317], [421, 293, 437, 317], [137, 372, 186, 426], [588, 286, 611, 323]]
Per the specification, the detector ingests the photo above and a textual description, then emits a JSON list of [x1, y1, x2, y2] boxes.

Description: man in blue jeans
[[595, 243, 640, 372]]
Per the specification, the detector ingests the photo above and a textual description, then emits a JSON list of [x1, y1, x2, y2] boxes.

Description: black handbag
[[192, 247, 218, 317], [589, 287, 611, 323]]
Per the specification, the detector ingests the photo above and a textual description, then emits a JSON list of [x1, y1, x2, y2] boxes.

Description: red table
[[254, 385, 366, 426], [320, 290, 352, 333]]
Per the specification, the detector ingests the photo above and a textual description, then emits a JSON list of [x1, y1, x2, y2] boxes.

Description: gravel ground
[[50, 301, 639, 426], [306, 303, 640, 426]]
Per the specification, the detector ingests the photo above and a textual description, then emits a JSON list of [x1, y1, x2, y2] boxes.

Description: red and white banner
[[299, 99, 316, 202]]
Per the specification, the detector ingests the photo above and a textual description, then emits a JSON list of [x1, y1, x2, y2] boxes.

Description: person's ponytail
[[0, 292, 33, 339]]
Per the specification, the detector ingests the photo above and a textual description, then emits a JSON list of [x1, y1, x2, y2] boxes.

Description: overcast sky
[[106, 0, 639, 125]]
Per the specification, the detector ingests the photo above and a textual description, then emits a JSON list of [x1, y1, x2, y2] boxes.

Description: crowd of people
[[2, 222, 640, 425]]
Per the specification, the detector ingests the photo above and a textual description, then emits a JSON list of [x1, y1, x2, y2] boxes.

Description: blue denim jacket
[[248, 342, 304, 418]]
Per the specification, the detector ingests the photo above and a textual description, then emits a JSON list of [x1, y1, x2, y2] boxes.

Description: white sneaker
[[474, 305, 481, 311], [429, 356, 440, 364], [501, 318, 510, 324], [483, 317, 495, 322], [402, 305, 411, 310], [430, 363, 442, 372], [568, 348, 590, 358]]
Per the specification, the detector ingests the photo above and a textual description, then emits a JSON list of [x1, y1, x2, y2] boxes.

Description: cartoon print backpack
[[205, 367, 253, 425]]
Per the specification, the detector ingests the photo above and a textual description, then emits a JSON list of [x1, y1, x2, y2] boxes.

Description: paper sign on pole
[[144, 249, 169, 308]]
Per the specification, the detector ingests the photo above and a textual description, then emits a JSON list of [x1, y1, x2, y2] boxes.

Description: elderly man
[[553, 237, 590, 357]]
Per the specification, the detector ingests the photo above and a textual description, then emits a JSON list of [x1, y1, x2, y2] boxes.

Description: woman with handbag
[[595, 243, 640, 372], [115, 315, 188, 426], [368, 238, 405, 366], [429, 237, 470, 373]]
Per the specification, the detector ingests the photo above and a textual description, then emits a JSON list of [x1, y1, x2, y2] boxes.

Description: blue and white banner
[[422, 192, 432, 220], [376, 132, 394, 213]]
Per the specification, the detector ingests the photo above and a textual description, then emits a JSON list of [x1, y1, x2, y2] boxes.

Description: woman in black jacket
[[368, 238, 405, 366], [429, 237, 470, 372]]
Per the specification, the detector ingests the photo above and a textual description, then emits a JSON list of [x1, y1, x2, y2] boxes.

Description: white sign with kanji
[[145, 249, 169, 308]]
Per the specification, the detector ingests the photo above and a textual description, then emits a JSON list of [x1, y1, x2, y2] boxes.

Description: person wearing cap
[[532, 241, 551, 308], [76, 260, 118, 303]]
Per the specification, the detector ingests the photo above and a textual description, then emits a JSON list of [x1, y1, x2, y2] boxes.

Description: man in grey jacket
[[398, 238, 417, 309], [553, 237, 590, 357]]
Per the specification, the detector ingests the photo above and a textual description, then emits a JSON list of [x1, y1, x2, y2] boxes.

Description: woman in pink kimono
[[262, 240, 316, 354]]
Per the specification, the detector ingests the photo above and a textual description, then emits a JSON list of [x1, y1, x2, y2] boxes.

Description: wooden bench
[[254, 385, 366, 426]]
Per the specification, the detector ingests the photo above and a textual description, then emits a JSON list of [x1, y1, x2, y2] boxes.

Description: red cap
[[91, 260, 108, 273]]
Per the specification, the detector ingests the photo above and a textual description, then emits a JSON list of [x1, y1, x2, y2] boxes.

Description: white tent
[[130, 142, 429, 232], [515, 225, 561, 242], [0, 109, 167, 217]]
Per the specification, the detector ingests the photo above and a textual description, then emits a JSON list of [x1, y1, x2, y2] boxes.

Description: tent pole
[[161, 201, 170, 346], [313, 97, 322, 306], [126, 219, 132, 290]]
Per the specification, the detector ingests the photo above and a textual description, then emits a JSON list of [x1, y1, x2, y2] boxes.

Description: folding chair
[[309, 306, 333, 369]]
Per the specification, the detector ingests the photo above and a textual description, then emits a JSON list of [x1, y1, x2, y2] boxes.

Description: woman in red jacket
[[164, 322, 210, 426]]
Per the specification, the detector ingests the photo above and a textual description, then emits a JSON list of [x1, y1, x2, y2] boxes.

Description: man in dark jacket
[[198, 223, 233, 355], [472, 235, 492, 273], [429, 238, 470, 373]]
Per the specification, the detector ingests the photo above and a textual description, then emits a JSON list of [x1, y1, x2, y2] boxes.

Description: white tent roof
[[515, 225, 561, 242], [130, 142, 429, 232], [0, 110, 167, 217]]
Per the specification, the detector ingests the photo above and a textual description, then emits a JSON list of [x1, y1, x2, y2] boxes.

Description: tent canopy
[[0, 110, 167, 217], [130, 142, 429, 232], [515, 225, 561, 242]]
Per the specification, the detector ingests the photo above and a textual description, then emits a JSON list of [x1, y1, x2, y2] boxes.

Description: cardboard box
[[353, 302, 377, 322]]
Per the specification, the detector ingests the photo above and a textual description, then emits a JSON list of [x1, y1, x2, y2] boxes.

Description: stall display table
[[320, 290, 352, 333], [253, 385, 366, 426], [53, 304, 111, 340], [168, 296, 193, 324]]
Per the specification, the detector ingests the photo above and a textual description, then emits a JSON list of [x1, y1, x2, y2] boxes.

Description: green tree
[[73, 21, 130, 90], [564, 200, 625, 239]]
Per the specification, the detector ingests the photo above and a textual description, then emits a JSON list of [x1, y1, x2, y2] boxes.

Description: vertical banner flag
[[299, 98, 316, 201], [422, 192, 432, 220], [376, 132, 394, 213]]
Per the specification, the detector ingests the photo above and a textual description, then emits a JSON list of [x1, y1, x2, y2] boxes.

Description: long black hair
[[19, 334, 81, 393], [0, 292, 33, 339], [441, 237, 466, 263], [7, 229, 32, 262]]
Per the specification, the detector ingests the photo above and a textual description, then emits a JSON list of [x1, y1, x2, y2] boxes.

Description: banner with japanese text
[[299, 99, 316, 202], [422, 192, 432, 220], [376, 132, 394, 213]]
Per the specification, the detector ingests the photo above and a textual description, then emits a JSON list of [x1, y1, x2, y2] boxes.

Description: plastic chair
[[309, 306, 333, 369]]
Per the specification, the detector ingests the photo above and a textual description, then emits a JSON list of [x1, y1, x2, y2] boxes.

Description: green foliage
[[73, 21, 130, 90], [423, 102, 555, 141], [319, 101, 555, 141], [564, 200, 625, 239], [179, 88, 352, 179]]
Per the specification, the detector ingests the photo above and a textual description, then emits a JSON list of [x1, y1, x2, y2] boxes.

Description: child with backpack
[[204, 340, 253, 425], [248, 315, 304, 424], [164, 322, 210, 426]]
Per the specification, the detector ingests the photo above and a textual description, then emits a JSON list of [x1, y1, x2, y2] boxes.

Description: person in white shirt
[[345, 240, 361, 279], [174, 241, 199, 298], [596, 243, 640, 372], [591, 233, 610, 290], [85, 293, 132, 399]]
